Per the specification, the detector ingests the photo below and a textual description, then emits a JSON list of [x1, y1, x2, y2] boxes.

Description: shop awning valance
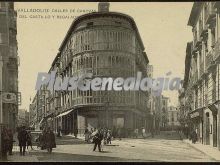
[[56, 109, 74, 118]]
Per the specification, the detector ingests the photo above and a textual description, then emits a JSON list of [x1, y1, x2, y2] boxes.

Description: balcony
[[192, 70, 198, 86], [193, 35, 202, 50], [206, 51, 214, 71], [213, 38, 220, 61], [205, 2, 216, 25], [205, 94, 208, 107], [199, 61, 204, 78], [213, 2, 220, 9], [212, 88, 216, 103]]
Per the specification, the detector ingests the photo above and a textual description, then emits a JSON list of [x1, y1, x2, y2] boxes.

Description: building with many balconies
[[31, 2, 151, 137], [181, 2, 220, 150]]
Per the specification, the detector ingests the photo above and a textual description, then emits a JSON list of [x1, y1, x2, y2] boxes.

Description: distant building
[[18, 109, 29, 127], [160, 96, 169, 129], [31, 2, 151, 137], [146, 65, 153, 78], [167, 106, 180, 129]]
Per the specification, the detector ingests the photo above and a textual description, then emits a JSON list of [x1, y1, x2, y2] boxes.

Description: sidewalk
[[182, 139, 220, 161], [5, 146, 40, 162]]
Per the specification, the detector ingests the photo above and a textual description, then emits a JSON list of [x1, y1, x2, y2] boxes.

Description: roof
[[187, 2, 204, 26], [58, 11, 145, 52]]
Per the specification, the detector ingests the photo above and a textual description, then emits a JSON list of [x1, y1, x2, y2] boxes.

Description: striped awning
[[56, 109, 74, 118]]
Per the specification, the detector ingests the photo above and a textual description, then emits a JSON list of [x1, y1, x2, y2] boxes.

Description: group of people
[[1, 126, 33, 161], [37, 127, 56, 154], [1, 127, 14, 160], [84, 128, 113, 152], [133, 127, 148, 139]]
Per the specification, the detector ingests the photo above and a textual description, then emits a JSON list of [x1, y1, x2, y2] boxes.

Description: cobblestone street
[[6, 131, 217, 162]]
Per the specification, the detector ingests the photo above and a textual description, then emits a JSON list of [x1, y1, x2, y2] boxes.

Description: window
[[115, 21, 122, 25], [87, 22, 93, 26]]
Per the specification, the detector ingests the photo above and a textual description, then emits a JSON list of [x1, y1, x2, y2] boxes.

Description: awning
[[189, 107, 204, 119], [56, 109, 74, 118]]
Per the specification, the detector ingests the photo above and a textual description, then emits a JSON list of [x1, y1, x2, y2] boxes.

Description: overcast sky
[[14, 2, 193, 110]]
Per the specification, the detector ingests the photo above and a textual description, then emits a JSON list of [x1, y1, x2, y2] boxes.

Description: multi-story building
[[0, 2, 19, 132], [17, 109, 29, 127], [31, 2, 150, 137], [182, 2, 220, 150], [160, 96, 169, 129], [167, 106, 180, 129]]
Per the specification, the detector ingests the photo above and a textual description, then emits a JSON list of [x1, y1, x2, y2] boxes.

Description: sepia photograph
[[0, 1, 220, 162]]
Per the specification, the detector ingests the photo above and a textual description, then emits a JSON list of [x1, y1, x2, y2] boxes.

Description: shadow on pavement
[[27, 151, 156, 162]]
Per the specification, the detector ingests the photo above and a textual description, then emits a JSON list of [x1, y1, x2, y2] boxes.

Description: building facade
[[0, 2, 19, 132], [181, 2, 220, 150], [167, 106, 180, 129], [17, 109, 29, 127], [160, 96, 169, 129], [31, 3, 150, 137]]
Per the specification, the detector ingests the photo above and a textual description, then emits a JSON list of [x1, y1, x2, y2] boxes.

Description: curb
[[181, 140, 218, 161]]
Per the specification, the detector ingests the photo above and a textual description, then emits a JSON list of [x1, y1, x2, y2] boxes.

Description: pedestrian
[[88, 128, 92, 142], [74, 128, 78, 138], [27, 131, 33, 150], [93, 129, 103, 152], [84, 128, 90, 143], [142, 127, 146, 139], [191, 130, 197, 144], [150, 127, 154, 138], [117, 128, 122, 140], [1, 126, 10, 161], [57, 126, 62, 138], [17, 126, 28, 156], [41, 129, 47, 150], [134, 128, 138, 138], [103, 128, 108, 145], [45, 127, 56, 154], [107, 130, 112, 144], [7, 129, 14, 155]]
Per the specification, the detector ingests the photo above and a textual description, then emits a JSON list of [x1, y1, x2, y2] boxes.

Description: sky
[[14, 2, 193, 110]]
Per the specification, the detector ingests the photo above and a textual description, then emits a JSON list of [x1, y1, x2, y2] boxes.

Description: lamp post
[[105, 99, 109, 128]]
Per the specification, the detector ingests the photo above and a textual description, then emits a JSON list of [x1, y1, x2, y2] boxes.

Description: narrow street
[[7, 131, 216, 162]]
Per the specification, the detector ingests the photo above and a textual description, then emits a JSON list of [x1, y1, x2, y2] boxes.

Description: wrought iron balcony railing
[[213, 38, 220, 61], [206, 51, 213, 71]]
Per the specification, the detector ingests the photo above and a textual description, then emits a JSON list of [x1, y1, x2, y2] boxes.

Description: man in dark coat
[[191, 130, 197, 144], [17, 126, 28, 156], [7, 129, 14, 155], [1, 126, 10, 161], [45, 127, 56, 154], [93, 129, 103, 152]]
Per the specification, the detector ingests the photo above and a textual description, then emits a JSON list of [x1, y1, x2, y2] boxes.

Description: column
[[213, 110, 217, 147]]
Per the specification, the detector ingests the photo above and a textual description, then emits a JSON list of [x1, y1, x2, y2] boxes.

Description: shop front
[[190, 108, 204, 143]]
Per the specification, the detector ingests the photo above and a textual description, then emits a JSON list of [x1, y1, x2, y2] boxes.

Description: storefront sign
[[2, 92, 17, 104]]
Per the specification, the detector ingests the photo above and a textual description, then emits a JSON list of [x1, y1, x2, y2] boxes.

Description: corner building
[[41, 3, 150, 137]]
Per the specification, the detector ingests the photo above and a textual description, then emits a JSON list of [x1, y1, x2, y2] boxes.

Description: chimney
[[98, 2, 110, 12]]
